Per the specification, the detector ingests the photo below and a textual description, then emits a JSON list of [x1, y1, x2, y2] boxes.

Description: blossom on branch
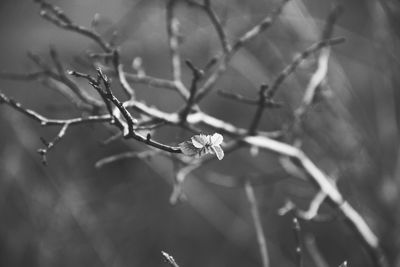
[[179, 133, 224, 160]]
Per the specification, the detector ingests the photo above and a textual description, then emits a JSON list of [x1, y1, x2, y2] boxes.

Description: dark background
[[0, 0, 399, 266]]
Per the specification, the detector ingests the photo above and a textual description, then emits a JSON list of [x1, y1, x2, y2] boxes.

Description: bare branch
[[267, 37, 345, 99], [218, 90, 282, 107], [170, 163, 200, 204], [292, 217, 303, 267], [69, 68, 182, 154], [112, 50, 136, 99], [293, 6, 344, 137], [0, 90, 110, 126], [166, 0, 190, 99], [186, 0, 230, 53], [194, 0, 292, 103], [248, 84, 270, 135], [34, 0, 112, 52], [245, 180, 270, 267], [231, 0, 291, 54], [180, 60, 203, 123], [0, 70, 46, 81], [37, 122, 70, 164], [161, 251, 180, 267], [27, 51, 104, 109], [95, 150, 158, 168], [305, 235, 329, 267]]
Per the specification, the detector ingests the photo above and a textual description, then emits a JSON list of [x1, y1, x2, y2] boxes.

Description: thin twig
[[112, 50, 135, 99], [188, 0, 231, 53], [293, 6, 343, 135], [218, 90, 282, 107], [305, 235, 329, 267], [244, 180, 270, 267], [28, 51, 104, 108], [95, 150, 158, 168], [180, 60, 203, 123], [166, 0, 190, 99], [161, 251, 180, 267], [37, 122, 70, 164], [69, 69, 182, 154], [292, 217, 303, 267], [0, 71, 47, 81], [170, 163, 200, 204], [34, 0, 112, 52], [194, 0, 292, 103], [248, 84, 270, 135], [267, 37, 345, 99], [231, 0, 291, 54], [0, 90, 111, 126]]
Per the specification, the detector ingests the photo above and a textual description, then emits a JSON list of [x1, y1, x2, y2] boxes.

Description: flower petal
[[210, 133, 223, 146], [179, 141, 199, 156], [191, 134, 208, 148], [211, 145, 224, 160]]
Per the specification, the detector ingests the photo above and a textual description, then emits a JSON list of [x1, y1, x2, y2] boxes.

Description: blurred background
[[0, 0, 399, 266]]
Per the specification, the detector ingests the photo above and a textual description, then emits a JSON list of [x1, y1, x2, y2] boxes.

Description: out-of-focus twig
[[245, 180, 270, 267], [180, 60, 203, 123], [95, 150, 158, 168], [34, 0, 112, 52], [305, 235, 329, 267], [292, 217, 303, 267], [162, 251, 180, 267], [166, 0, 190, 99], [248, 84, 271, 135], [267, 37, 345, 99], [194, 0, 292, 103], [292, 6, 344, 140], [218, 90, 282, 107]]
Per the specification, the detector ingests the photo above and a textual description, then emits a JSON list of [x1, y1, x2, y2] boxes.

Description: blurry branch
[[218, 90, 282, 108], [185, 0, 231, 53], [267, 37, 345, 99], [38, 122, 69, 164], [0, 1, 389, 266], [292, 5, 343, 143], [69, 68, 182, 153], [244, 180, 270, 267], [166, 0, 190, 99], [278, 191, 333, 222], [305, 235, 329, 267], [162, 251, 180, 267], [0, 49, 104, 110], [170, 141, 242, 204], [0, 91, 110, 126], [95, 150, 158, 168], [170, 163, 200, 204], [0, 70, 46, 81], [248, 84, 272, 135], [292, 217, 303, 267], [131, 57, 146, 77], [112, 50, 135, 99], [194, 0, 292, 103], [115, 70, 180, 91], [180, 60, 204, 123], [244, 135, 387, 267], [34, 0, 112, 52], [0, 90, 111, 164]]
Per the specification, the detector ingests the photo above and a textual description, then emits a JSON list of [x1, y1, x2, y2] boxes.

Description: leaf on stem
[[179, 133, 224, 160]]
